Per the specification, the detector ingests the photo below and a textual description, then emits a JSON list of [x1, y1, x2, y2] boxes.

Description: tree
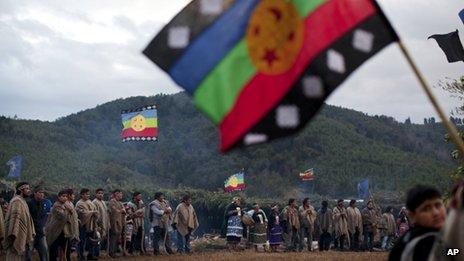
[[405, 117, 411, 125], [424, 118, 428, 125]]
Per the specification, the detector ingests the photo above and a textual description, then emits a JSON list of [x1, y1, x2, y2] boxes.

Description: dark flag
[[143, 0, 398, 152], [357, 178, 369, 199], [428, 30, 464, 63], [6, 155, 22, 178], [459, 9, 464, 25]]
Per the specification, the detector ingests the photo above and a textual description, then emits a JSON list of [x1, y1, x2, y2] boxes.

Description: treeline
[[0, 92, 456, 199]]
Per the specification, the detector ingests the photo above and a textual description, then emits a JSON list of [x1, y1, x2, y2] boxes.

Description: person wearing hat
[[25, 186, 48, 261]]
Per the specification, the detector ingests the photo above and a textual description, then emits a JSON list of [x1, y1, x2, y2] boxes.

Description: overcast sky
[[0, 0, 463, 123]]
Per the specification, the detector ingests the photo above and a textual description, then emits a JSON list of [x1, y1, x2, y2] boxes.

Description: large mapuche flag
[[121, 105, 158, 141], [144, 0, 398, 152]]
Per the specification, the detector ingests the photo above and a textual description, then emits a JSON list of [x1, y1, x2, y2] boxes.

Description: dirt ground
[[98, 250, 388, 261]]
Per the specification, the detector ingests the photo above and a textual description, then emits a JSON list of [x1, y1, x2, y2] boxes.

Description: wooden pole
[[397, 41, 464, 156]]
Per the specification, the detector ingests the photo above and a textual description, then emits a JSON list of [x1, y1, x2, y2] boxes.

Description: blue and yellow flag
[[121, 105, 158, 142], [6, 155, 22, 178]]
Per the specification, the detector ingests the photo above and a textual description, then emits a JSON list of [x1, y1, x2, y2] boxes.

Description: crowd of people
[[0, 181, 460, 261], [223, 197, 404, 253], [0, 182, 199, 260]]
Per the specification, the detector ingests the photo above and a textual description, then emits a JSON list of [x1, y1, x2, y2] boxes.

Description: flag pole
[[397, 41, 464, 156]]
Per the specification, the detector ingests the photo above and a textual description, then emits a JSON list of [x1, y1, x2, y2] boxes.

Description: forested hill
[[0, 92, 456, 198]]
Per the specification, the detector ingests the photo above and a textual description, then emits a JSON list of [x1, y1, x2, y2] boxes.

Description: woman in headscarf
[[268, 204, 284, 252], [248, 203, 268, 251], [224, 197, 244, 250], [396, 207, 409, 237]]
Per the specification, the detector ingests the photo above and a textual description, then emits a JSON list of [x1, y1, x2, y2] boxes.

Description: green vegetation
[[0, 92, 456, 199]]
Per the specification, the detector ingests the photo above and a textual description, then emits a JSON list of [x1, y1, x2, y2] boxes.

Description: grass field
[[100, 250, 388, 261]]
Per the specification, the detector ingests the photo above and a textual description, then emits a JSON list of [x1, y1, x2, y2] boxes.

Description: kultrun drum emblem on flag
[[121, 105, 158, 142], [299, 168, 315, 181], [143, 0, 398, 152]]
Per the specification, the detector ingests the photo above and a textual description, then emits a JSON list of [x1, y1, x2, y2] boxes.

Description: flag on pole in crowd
[[428, 30, 464, 63], [224, 171, 245, 192], [143, 0, 398, 152], [357, 178, 369, 199], [6, 155, 22, 178], [459, 9, 464, 25], [299, 168, 315, 181], [121, 105, 158, 142]]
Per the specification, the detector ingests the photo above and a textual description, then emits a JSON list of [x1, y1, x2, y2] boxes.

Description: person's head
[[253, 202, 259, 211], [337, 199, 344, 207], [288, 198, 296, 207], [182, 195, 192, 205], [232, 197, 241, 206], [349, 199, 356, 207], [302, 197, 310, 207], [321, 200, 328, 208], [133, 192, 142, 202], [367, 200, 374, 209], [16, 182, 31, 197], [57, 190, 68, 203], [113, 189, 123, 201], [154, 192, 164, 201], [65, 188, 75, 201], [80, 188, 90, 201], [33, 186, 45, 201], [406, 185, 446, 230], [95, 188, 104, 200], [385, 206, 393, 214]]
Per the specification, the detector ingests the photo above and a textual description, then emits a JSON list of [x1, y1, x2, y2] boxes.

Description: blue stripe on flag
[[168, 0, 259, 93], [121, 109, 157, 122], [460, 9, 464, 25]]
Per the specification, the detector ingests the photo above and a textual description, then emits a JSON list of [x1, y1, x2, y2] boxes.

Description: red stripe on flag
[[219, 0, 376, 151], [121, 127, 158, 138]]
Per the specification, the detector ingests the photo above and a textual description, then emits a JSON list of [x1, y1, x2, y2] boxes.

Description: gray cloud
[[0, 0, 462, 123]]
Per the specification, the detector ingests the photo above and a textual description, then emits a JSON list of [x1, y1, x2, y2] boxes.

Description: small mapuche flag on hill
[[121, 105, 158, 141], [299, 168, 315, 181], [224, 171, 245, 192], [143, 0, 398, 152]]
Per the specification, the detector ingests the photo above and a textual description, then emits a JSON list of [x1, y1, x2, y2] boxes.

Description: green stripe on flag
[[123, 118, 157, 129], [193, 0, 327, 124], [194, 40, 256, 124], [292, 0, 327, 17]]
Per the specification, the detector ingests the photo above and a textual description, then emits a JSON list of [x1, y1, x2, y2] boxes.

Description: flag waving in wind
[[299, 168, 315, 181], [428, 30, 464, 63], [357, 178, 369, 199], [144, 0, 398, 152], [6, 155, 22, 178], [224, 171, 245, 192]]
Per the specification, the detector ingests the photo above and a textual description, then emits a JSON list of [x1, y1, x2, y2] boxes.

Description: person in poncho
[[108, 189, 125, 258], [172, 195, 199, 253], [224, 197, 244, 250], [298, 198, 316, 252], [396, 207, 409, 237], [333, 199, 349, 250], [92, 188, 109, 258], [127, 192, 145, 254], [346, 199, 362, 251], [379, 206, 396, 251], [268, 204, 283, 252], [149, 192, 174, 255], [362, 200, 378, 251], [247, 203, 268, 251], [63, 188, 79, 261], [315, 200, 332, 251], [75, 188, 99, 260], [282, 198, 300, 251], [4, 182, 35, 261], [46, 190, 72, 261]]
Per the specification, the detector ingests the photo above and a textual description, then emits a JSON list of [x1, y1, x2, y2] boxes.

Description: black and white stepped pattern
[[122, 137, 157, 142], [121, 105, 156, 114], [237, 15, 397, 149]]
